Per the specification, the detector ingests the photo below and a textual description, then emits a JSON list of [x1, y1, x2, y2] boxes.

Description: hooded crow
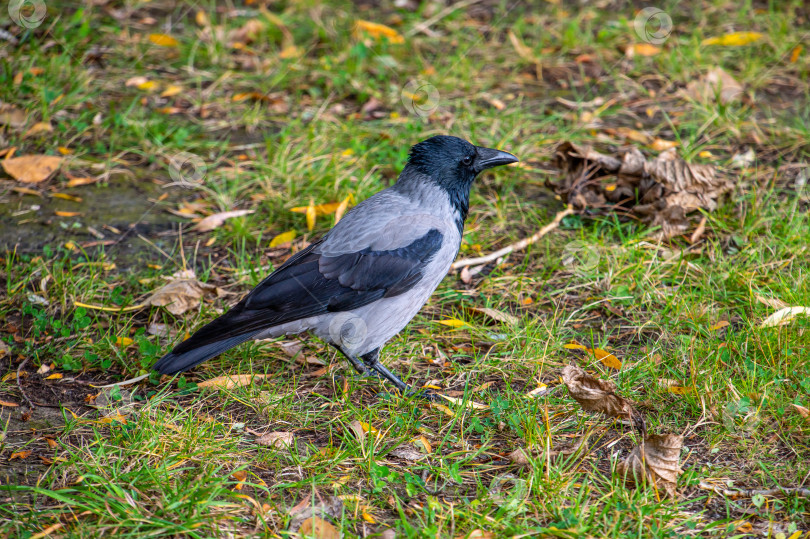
[[153, 136, 518, 393]]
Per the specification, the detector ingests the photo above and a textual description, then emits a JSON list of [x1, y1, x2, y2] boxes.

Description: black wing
[[153, 228, 443, 373]]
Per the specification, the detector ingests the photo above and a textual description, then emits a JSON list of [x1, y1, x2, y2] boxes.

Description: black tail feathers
[[152, 332, 259, 375]]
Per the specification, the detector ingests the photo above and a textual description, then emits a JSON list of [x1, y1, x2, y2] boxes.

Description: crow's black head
[[402, 135, 518, 230]]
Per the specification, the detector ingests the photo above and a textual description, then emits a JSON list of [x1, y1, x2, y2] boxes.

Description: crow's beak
[[474, 146, 519, 173]]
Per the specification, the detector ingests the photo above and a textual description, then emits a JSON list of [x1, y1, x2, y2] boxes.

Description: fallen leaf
[[255, 431, 294, 448], [0, 103, 26, 128], [0, 400, 19, 407], [628, 43, 661, 57], [198, 374, 270, 390], [438, 395, 489, 410], [564, 342, 622, 369], [791, 404, 809, 418], [562, 365, 644, 430], [790, 45, 803, 63], [685, 67, 743, 104], [455, 530, 495, 539], [702, 31, 763, 47], [464, 306, 519, 325], [649, 138, 679, 151], [54, 211, 81, 217], [10, 450, 32, 460], [710, 320, 730, 331], [760, 306, 810, 328], [45, 373, 63, 380], [731, 148, 756, 168], [525, 384, 548, 398], [145, 271, 224, 315], [353, 20, 405, 44], [291, 199, 352, 216], [149, 33, 179, 47], [269, 230, 297, 247], [228, 19, 265, 46], [23, 122, 52, 137], [755, 294, 788, 310], [11, 186, 41, 197], [65, 175, 97, 187], [288, 495, 344, 534], [193, 210, 254, 232], [51, 193, 82, 202], [617, 434, 683, 497], [161, 85, 183, 97], [2, 155, 62, 183], [551, 141, 733, 240], [298, 516, 340, 539], [305, 199, 317, 231], [436, 318, 467, 328], [389, 444, 427, 461], [334, 195, 352, 224]]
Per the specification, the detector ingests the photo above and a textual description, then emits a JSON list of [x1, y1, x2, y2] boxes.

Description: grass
[[1, 0, 809, 536]]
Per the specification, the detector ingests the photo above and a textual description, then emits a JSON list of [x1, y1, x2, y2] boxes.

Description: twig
[[699, 481, 810, 498], [16, 357, 35, 409], [452, 206, 574, 270], [404, 0, 483, 37]]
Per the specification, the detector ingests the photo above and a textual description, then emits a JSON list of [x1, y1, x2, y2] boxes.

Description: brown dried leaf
[[2, 155, 62, 183], [197, 374, 270, 389], [464, 306, 519, 325], [255, 431, 294, 448], [684, 67, 743, 104], [0, 103, 26, 128], [146, 271, 224, 315], [550, 141, 731, 240], [617, 434, 683, 497], [288, 495, 343, 534], [389, 444, 427, 461], [193, 209, 254, 232], [562, 365, 644, 430]]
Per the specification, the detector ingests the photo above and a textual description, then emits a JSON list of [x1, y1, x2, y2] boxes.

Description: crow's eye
[[462, 155, 473, 166]]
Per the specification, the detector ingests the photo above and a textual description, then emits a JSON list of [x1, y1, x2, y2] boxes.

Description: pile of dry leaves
[[549, 142, 734, 240]]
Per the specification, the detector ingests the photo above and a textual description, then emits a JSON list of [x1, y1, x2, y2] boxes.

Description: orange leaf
[[305, 199, 317, 231], [353, 20, 405, 44], [149, 33, 179, 47], [10, 450, 31, 460], [2, 155, 62, 183]]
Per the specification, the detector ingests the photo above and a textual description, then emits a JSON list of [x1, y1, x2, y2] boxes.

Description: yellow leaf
[[438, 395, 489, 410], [789, 45, 802, 63], [149, 33, 179, 47], [591, 348, 622, 369], [51, 192, 82, 202], [64, 241, 78, 251], [195, 10, 209, 27], [55, 211, 81, 217], [701, 31, 764, 47], [66, 176, 96, 187], [58, 147, 72, 155], [116, 337, 134, 347], [279, 45, 302, 59], [710, 320, 729, 331], [11, 187, 41, 197], [2, 155, 62, 183], [361, 512, 376, 524], [787, 531, 803, 539], [699, 151, 715, 158], [631, 43, 661, 56], [563, 343, 587, 350], [137, 80, 158, 91], [436, 318, 467, 328], [430, 402, 455, 417], [305, 198, 316, 231], [525, 384, 548, 398], [334, 194, 353, 224], [412, 435, 432, 453], [269, 230, 296, 247], [667, 385, 691, 395], [45, 373, 63, 380], [24, 122, 53, 137], [290, 201, 342, 215], [161, 85, 183, 97], [353, 20, 405, 44], [649, 138, 679, 151]]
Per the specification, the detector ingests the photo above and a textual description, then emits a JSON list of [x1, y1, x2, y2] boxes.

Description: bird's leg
[[360, 349, 437, 401], [331, 344, 378, 378]]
